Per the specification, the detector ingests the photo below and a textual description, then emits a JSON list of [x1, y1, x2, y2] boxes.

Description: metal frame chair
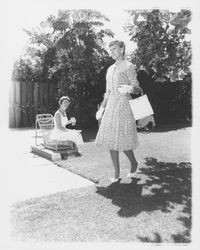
[[35, 114, 74, 151]]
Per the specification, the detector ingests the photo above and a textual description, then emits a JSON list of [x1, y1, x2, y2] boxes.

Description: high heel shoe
[[110, 178, 121, 183], [127, 161, 140, 178]]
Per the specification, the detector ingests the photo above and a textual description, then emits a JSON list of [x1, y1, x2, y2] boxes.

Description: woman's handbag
[[129, 88, 154, 120]]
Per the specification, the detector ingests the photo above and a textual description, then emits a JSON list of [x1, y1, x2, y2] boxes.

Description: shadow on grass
[[82, 129, 98, 142], [96, 157, 191, 243]]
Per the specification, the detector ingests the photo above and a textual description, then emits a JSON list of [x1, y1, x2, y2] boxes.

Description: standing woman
[[95, 40, 139, 183], [50, 96, 84, 150]]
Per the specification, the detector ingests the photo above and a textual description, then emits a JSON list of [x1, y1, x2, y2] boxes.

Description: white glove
[[96, 106, 105, 120]]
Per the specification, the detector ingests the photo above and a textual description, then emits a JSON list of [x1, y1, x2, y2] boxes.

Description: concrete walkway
[[6, 129, 94, 205]]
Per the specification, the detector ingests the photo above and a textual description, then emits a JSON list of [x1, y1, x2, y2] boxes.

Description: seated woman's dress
[[50, 111, 84, 145]]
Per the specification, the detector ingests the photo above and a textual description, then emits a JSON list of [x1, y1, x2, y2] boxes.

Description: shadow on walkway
[[96, 158, 191, 243]]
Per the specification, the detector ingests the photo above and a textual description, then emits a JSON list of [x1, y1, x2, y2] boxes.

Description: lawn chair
[[35, 114, 74, 151]]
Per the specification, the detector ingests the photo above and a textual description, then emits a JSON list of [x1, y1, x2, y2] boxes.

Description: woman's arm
[[95, 68, 111, 120], [101, 90, 111, 108], [65, 118, 73, 125], [127, 64, 139, 87], [100, 67, 112, 109], [54, 112, 67, 131], [127, 64, 143, 95], [100, 67, 112, 108], [96, 91, 111, 120]]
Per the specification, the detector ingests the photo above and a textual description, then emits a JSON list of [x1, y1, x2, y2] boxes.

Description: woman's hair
[[59, 96, 70, 106], [109, 40, 126, 56]]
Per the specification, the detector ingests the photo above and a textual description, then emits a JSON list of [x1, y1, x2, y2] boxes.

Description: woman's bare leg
[[123, 150, 138, 173], [109, 150, 120, 179]]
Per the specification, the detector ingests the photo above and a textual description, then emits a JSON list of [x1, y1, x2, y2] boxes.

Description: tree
[[12, 23, 59, 82], [47, 9, 114, 127], [124, 9, 191, 82], [13, 9, 114, 128]]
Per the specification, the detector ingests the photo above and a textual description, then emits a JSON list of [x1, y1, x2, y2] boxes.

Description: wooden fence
[[9, 81, 57, 128], [9, 79, 192, 128]]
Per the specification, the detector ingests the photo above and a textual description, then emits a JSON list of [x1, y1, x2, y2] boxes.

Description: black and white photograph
[[1, 0, 199, 249]]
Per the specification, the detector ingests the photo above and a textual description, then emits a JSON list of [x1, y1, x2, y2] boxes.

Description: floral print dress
[[95, 60, 139, 151]]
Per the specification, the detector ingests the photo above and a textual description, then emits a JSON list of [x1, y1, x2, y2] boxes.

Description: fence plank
[[15, 81, 21, 127], [45, 82, 49, 111], [21, 81, 28, 126], [9, 81, 16, 128], [27, 81, 34, 126], [39, 82, 44, 113], [34, 82, 39, 116]]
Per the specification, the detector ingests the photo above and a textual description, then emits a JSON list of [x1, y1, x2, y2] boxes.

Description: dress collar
[[114, 59, 126, 68]]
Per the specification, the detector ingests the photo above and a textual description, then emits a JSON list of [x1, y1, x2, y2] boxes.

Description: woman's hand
[[70, 117, 76, 126], [131, 86, 143, 95]]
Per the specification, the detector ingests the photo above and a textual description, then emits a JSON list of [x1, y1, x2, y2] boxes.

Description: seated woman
[[50, 96, 84, 151]]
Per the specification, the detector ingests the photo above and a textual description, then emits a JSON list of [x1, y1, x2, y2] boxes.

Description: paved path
[[6, 129, 94, 205]]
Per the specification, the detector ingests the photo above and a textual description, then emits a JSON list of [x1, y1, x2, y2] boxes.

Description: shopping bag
[[129, 94, 154, 120]]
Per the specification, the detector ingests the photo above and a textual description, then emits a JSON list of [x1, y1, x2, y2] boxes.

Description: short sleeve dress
[[95, 60, 139, 151]]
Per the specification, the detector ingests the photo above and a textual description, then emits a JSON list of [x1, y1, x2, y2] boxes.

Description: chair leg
[[73, 142, 78, 151]]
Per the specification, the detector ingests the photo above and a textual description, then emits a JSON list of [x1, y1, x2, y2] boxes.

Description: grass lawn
[[11, 124, 191, 243]]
